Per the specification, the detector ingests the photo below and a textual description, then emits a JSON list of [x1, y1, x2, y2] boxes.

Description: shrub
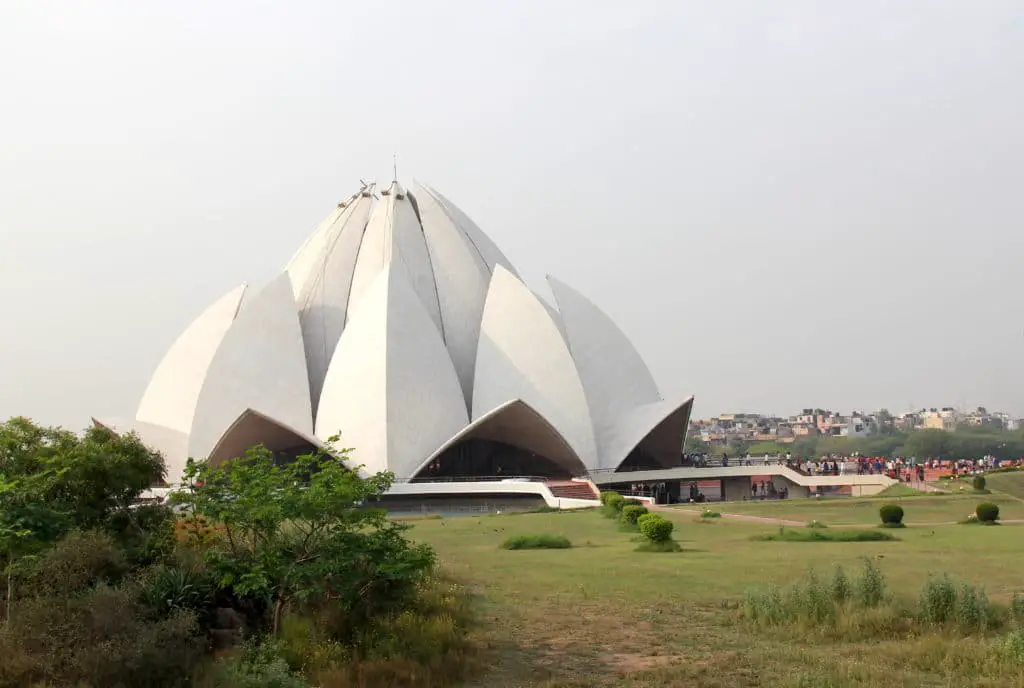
[[956, 582, 990, 632], [620, 504, 648, 525], [878, 504, 904, 527], [830, 566, 851, 604], [601, 493, 625, 517], [0, 583, 204, 687], [972, 475, 987, 491], [752, 529, 897, 542], [199, 639, 310, 688], [920, 574, 957, 624], [638, 514, 674, 543], [1011, 593, 1024, 629], [806, 520, 828, 529], [15, 530, 126, 598], [599, 491, 619, 506], [856, 558, 887, 608], [500, 534, 571, 550], [701, 509, 722, 519], [976, 502, 1000, 523], [139, 563, 216, 622], [999, 631, 1024, 664]]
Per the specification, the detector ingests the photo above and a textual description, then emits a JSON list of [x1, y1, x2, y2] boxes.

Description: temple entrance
[[414, 438, 575, 481]]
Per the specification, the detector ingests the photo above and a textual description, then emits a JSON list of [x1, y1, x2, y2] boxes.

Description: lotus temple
[[103, 180, 699, 507]]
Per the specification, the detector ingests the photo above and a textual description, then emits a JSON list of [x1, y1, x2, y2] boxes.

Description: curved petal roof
[[314, 264, 468, 477], [136, 283, 247, 433], [129, 179, 691, 484], [472, 265, 598, 468], [188, 273, 313, 460], [416, 398, 588, 479]]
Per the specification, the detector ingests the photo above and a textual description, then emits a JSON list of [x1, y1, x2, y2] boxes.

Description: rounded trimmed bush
[[636, 513, 657, 528], [599, 491, 619, 506], [639, 514, 674, 543], [976, 502, 1000, 523], [972, 475, 987, 491], [879, 504, 904, 526], [602, 492, 625, 515], [620, 504, 648, 525]]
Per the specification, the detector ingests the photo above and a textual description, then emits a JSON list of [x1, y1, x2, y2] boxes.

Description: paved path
[[661, 505, 1024, 528], [658, 506, 804, 526]]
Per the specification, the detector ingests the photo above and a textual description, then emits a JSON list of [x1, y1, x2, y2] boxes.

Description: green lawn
[[410, 501, 1024, 687], [987, 470, 1024, 500], [668, 492, 1024, 526]]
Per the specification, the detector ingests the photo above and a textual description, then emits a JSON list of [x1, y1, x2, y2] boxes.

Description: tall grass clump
[[500, 533, 571, 550], [752, 527, 896, 542], [1010, 593, 1024, 629], [830, 566, 851, 604], [856, 558, 887, 608], [920, 574, 958, 624], [920, 575, 991, 631]]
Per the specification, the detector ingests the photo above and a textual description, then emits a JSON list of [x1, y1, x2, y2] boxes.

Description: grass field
[[667, 492, 1024, 526], [410, 497, 1024, 687], [987, 470, 1024, 500]]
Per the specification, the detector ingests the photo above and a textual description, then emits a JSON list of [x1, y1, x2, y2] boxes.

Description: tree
[[174, 442, 435, 637], [0, 417, 166, 627], [684, 436, 712, 455], [875, 409, 896, 435], [900, 428, 952, 459], [726, 438, 749, 457]]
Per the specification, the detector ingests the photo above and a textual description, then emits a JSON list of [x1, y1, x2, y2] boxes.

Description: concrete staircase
[[546, 480, 599, 500]]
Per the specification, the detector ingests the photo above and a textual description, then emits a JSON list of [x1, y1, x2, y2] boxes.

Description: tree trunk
[[272, 596, 283, 636], [4, 570, 11, 628]]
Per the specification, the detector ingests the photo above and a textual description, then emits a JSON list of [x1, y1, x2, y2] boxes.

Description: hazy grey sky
[[2, 1, 1022, 430]]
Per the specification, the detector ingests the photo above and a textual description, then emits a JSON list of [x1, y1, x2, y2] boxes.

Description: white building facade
[[113, 181, 692, 485]]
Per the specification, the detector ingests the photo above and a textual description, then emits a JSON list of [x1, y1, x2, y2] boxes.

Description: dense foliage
[[501, 533, 571, 549], [0, 418, 466, 688], [732, 426, 1024, 460], [174, 446, 435, 637], [878, 504, 904, 526], [619, 504, 648, 525], [975, 502, 1000, 523], [637, 514, 673, 543]]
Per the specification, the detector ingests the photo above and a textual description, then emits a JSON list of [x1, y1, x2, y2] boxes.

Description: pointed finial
[[392, 153, 398, 184]]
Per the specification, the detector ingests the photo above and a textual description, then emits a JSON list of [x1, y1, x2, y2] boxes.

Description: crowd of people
[[681, 452, 1024, 482]]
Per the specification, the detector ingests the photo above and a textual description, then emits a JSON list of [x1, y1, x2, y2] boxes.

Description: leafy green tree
[[174, 442, 435, 637], [875, 409, 897, 435], [726, 439, 749, 457], [683, 436, 712, 455], [789, 437, 820, 460], [0, 417, 166, 626], [901, 428, 952, 459]]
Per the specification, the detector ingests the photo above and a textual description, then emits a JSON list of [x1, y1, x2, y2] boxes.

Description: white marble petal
[[315, 264, 468, 478]]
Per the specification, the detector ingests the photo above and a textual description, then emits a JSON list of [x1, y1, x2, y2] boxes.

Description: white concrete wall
[[386, 480, 599, 509]]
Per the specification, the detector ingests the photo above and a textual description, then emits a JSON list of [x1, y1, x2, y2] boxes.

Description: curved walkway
[[591, 464, 897, 491], [662, 505, 1024, 528]]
